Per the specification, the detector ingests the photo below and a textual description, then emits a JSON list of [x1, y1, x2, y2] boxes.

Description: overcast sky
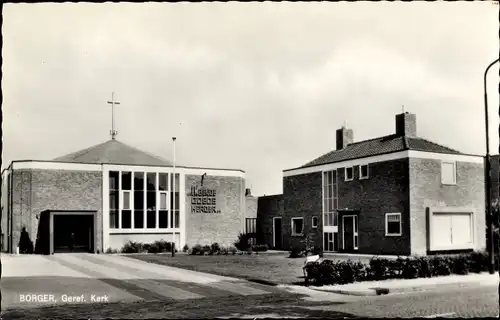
[[2, 2, 499, 196]]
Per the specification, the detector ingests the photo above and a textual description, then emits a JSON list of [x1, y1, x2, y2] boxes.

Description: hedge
[[188, 243, 268, 255], [120, 240, 176, 254], [304, 251, 497, 286]]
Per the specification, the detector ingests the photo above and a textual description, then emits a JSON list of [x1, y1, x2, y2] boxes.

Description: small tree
[[300, 234, 315, 257]]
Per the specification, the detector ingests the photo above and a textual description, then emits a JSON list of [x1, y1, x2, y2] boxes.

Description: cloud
[[2, 2, 498, 196]]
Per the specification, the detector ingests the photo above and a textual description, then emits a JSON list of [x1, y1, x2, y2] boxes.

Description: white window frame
[[344, 166, 354, 181], [291, 217, 304, 236], [441, 161, 457, 185], [385, 213, 402, 236], [359, 164, 369, 180], [312, 216, 318, 228]]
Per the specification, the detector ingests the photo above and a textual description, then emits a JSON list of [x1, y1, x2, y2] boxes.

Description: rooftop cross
[[107, 92, 121, 140]]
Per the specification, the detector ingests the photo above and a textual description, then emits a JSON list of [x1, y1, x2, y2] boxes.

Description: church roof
[[53, 139, 173, 167]]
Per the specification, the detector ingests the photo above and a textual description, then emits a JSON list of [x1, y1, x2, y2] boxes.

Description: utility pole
[[484, 58, 499, 274]]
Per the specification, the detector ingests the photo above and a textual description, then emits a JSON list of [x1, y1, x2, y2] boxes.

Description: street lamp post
[[484, 58, 499, 275], [172, 136, 177, 257]]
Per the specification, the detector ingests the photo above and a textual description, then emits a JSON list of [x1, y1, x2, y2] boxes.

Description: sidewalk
[[282, 272, 499, 296]]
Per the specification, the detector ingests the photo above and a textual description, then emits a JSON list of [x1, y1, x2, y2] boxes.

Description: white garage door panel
[[430, 212, 474, 251], [451, 214, 472, 245], [432, 214, 452, 247]]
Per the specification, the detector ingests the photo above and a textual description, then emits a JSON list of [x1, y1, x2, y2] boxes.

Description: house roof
[[53, 139, 173, 167], [301, 134, 463, 169]]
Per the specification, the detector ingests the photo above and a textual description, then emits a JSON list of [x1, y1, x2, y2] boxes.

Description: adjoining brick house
[[1, 138, 254, 254], [258, 112, 486, 256]]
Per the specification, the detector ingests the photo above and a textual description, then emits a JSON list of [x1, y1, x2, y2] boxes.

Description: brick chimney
[[336, 126, 354, 150], [395, 112, 417, 138]]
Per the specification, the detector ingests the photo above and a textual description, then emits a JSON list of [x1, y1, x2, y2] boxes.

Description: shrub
[[228, 246, 237, 255], [202, 245, 211, 255], [121, 241, 144, 253], [467, 251, 488, 273], [368, 256, 390, 280], [430, 256, 452, 276], [220, 246, 229, 255], [414, 256, 433, 278], [142, 243, 151, 253], [183, 244, 190, 253], [289, 246, 305, 259], [154, 240, 172, 253], [190, 244, 203, 255], [105, 247, 119, 254], [300, 234, 315, 256], [401, 258, 420, 279], [210, 243, 221, 255], [234, 233, 253, 251], [312, 246, 323, 257], [251, 244, 269, 252], [452, 254, 471, 275]]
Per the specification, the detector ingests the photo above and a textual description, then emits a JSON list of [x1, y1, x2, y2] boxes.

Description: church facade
[[1, 139, 253, 254]]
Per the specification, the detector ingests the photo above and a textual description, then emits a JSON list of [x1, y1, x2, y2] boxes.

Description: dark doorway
[[343, 216, 355, 252], [273, 217, 282, 250], [53, 214, 94, 253]]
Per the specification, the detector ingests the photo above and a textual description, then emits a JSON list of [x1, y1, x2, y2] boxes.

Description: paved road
[[2, 253, 498, 318], [303, 283, 499, 318], [1, 253, 286, 310]]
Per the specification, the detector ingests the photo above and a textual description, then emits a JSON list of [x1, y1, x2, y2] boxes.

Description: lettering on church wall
[[188, 186, 221, 214]]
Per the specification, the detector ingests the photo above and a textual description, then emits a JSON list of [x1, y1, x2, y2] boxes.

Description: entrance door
[[53, 214, 94, 253], [273, 217, 282, 250], [343, 215, 356, 252]]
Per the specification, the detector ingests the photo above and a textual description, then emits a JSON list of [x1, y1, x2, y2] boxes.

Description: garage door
[[431, 212, 473, 250]]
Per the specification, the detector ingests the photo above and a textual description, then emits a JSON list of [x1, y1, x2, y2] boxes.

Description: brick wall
[[409, 158, 486, 255], [1, 170, 10, 251], [283, 172, 323, 250], [9, 169, 102, 253], [184, 174, 244, 247], [337, 158, 411, 255], [256, 194, 284, 248]]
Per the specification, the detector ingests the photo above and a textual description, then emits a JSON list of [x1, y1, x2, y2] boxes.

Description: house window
[[291, 217, 304, 236], [134, 172, 145, 229], [246, 218, 257, 234], [385, 213, 402, 236], [359, 164, 369, 179], [323, 170, 338, 227], [158, 173, 169, 229], [146, 173, 157, 229], [345, 167, 354, 181], [324, 232, 335, 252], [312, 216, 318, 228], [441, 161, 457, 185], [109, 171, 120, 229]]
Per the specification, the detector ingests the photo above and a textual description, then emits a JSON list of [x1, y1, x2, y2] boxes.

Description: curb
[[309, 276, 498, 296], [246, 278, 279, 286]]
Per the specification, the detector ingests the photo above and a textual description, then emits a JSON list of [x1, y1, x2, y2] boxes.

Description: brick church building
[[1, 138, 256, 254]]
